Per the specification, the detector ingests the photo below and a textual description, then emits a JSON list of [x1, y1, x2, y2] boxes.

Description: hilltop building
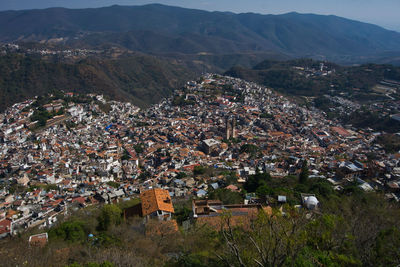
[[201, 139, 221, 155], [140, 188, 174, 221]]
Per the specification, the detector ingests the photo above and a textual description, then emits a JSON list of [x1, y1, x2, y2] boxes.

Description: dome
[[305, 196, 319, 209]]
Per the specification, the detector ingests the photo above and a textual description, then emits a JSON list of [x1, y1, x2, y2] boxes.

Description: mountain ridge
[[1, 4, 399, 64]]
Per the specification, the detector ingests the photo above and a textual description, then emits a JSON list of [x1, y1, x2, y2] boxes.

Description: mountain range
[[1, 4, 400, 64]]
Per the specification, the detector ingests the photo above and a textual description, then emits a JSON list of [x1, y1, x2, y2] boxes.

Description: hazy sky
[[1, 0, 399, 31]]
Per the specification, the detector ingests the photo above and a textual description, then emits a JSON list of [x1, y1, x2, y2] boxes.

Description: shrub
[[97, 204, 122, 231]]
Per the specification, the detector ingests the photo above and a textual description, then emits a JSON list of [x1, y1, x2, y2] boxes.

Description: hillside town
[[0, 74, 399, 238], [1, 43, 138, 61]]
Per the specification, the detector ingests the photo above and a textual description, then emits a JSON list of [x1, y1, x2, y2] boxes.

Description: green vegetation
[[299, 160, 309, 184], [173, 200, 192, 224], [175, 172, 187, 179], [226, 59, 400, 132], [97, 204, 123, 231], [192, 165, 216, 177], [376, 134, 400, 153], [226, 59, 400, 100], [1, 190, 400, 266], [30, 107, 52, 126], [97, 103, 112, 114], [49, 220, 88, 243], [135, 121, 149, 127], [137, 171, 151, 181], [193, 165, 207, 176], [342, 111, 400, 133], [222, 171, 238, 185], [2, 5, 400, 66], [8, 183, 26, 194], [66, 261, 114, 267], [255, 184, 274, 198], [133, 143, 145, 154], [243, 171, 336, 204], [120, 149, 130, 161], [0, 53, 195, 111], [117, 198, 140, 210], [239, 144, 259, 155], [106, 181, 120, 188], [29, 183, 58, 192], [172, 95, 196, 106], [260, 112, 274, 119], [244, 172, 271, 193], [208, 188, 243, 204]]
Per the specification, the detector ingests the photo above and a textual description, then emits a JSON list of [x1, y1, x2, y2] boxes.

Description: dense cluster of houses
[[0, 74, 399, 237]]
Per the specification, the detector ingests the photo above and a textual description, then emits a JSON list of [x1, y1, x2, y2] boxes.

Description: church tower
[[225, 116, 231, 140], [231, 118, 236, 138]]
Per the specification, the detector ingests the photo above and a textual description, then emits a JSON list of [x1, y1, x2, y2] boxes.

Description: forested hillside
[[0, 54, 196, 111], [226, 58, 400, 97]]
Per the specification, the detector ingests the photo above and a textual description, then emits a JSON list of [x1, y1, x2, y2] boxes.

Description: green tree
[[106, 181, 120, 188], [244, 172, 271, 192], [97, 204, 122, 231], [171, 254, 211, 267], [224, 171, 238, 185], [193, 165, 206, 176], [133, 144, 144, 154], [374, 227, 400, 265], [309, 179, 334, 198], [256, 184, 274, 198], [299, 160, 309, 184], [208, 188, 243, 204], [138, 171, 151, 181], [50, 220, 87, 242], [174, 204, 192, 225], [120, 149, 130, 161], [217, 208, 308, 266], [239, 144, 259, 154]]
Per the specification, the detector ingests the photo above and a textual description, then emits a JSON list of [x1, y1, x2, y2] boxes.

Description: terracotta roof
[[140, 188, 174, 216], [269, 131, 285, 137], [29, 233, 48, 247], [0, 219, 11, 235], [6, 209, 18, 218], [331, 126, 351, 137], [49, 199, 63, 206], [225, 184, 239, 191], [72, 197, 86, 204], [183, 164, 200, 171]]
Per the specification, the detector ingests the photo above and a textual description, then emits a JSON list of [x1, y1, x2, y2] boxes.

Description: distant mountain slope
[[225, 58, 400, 97], [0, 4, 399, 62], [0, 53, 195, 111]]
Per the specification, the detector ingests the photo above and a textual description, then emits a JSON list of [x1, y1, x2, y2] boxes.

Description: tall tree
[[299, 160, 309, 184]]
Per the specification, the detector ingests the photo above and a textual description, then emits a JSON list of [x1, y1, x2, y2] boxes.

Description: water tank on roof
[[305, 196, 319, 210]]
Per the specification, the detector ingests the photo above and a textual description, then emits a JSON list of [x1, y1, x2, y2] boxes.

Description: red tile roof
[[0, 219, 11, 235], [140, 188, 174, 216]]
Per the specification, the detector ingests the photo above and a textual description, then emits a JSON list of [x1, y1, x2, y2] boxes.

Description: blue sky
[[1, 0, 399, 31]]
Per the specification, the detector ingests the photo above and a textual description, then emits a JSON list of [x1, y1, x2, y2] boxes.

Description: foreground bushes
[[1, 193, 399, 266]]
